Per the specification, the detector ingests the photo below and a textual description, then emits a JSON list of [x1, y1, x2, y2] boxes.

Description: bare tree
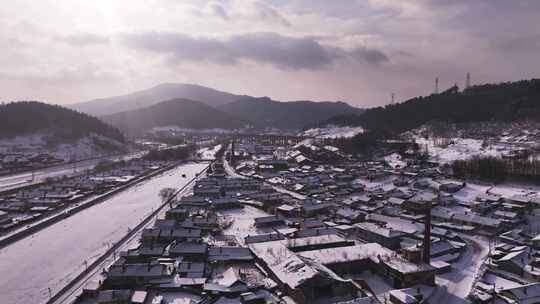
[[159, 187, 176, 207]]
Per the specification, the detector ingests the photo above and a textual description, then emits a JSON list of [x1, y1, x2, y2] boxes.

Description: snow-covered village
[[3, 1, 540, 304], [2, 119, 539, 304]]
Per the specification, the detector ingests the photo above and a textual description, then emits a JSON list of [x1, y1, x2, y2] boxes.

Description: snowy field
[[415, 137, 506, 164], [0, 162, 206, 304], [302, 125, 364, 139]]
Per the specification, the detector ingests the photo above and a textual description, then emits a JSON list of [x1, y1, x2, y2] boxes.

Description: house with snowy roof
[[204, 267, 252, 296], [169, 242, 208, 261], [105, 263, 173, 288], [354, 222, 409, 250], [296, 243, 436, 289], [500, 283, 540, 304], [248, 241, 365, 304]]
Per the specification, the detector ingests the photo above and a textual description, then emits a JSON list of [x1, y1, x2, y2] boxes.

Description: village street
[[429, 235, 490, 304]]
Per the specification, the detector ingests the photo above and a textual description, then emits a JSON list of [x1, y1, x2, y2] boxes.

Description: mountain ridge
[[71, 83, 247, 116], [101, 98, 248, 136], [216, 96, 363, 130], [72, 83, 363, 131]]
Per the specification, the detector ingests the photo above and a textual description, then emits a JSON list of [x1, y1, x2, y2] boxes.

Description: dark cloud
[[208, 2, 229, 20], [121, 31, 388, 69], [60, 33, 110, 46], [348, 47, 389, 64], [251, 2, 291, 27]]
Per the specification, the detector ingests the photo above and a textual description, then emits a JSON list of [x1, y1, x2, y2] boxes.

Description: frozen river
[[0, 162, 207, 304]]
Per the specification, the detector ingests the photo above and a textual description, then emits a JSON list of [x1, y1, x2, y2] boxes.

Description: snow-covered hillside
[[409, 122, 540, 164], [302, 125, 364, 139], [415, 137, 505, 163], [0, 132, 126, 161]]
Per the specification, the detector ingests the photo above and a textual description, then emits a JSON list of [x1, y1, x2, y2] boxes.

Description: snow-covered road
[[429, 235, 490, 304], [0, 162, 206, 304]]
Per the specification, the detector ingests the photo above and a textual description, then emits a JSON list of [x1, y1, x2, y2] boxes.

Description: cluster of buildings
[[0, 152, 63, 175], [231, 140, 540, 303], [0, 160, 168, 233], [73, 159, 436, 304], [70, 137, 540, 304]]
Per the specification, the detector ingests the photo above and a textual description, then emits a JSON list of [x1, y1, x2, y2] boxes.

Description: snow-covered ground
[[384, 153, 407, 169], [430, 235, 490, 304], [482, 273, 522, 290], [453, 183, 492, 203], [197, 144, 222, 160], [409, 122, 540, 164], [0, 162, 206, 304], [415, 137, 505, 164], [219, 206, 273, 245], [302, 125, 364, 139]]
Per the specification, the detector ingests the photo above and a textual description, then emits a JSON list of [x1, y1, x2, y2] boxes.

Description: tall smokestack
[[423, 201, 432, 264], [230, 139, 235, 163]]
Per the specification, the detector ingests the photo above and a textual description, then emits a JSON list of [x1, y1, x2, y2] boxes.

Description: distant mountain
[[216, 97, 364, 130], [0, 101, 124, 142], [323, 79, 540, 134], [71, 83, 246, 116], [102, 99, 248, 136]]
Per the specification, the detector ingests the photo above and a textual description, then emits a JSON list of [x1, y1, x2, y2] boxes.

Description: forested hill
[[0, 101, 125, 141], [217, 96, 364, 130], [324, 79, 540, 134], [101, 99, 248, 136]]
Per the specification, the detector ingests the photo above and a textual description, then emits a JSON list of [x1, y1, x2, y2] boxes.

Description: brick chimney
[[423, 201, 432, 264]]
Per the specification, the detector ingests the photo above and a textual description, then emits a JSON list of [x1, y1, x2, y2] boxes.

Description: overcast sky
[[1, 0, 539, 107]]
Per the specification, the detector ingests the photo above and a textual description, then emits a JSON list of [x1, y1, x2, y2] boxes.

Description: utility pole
[[391, 92, 395, 105], [466, 72, 471, 89], [434, 77, 439, 94]]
